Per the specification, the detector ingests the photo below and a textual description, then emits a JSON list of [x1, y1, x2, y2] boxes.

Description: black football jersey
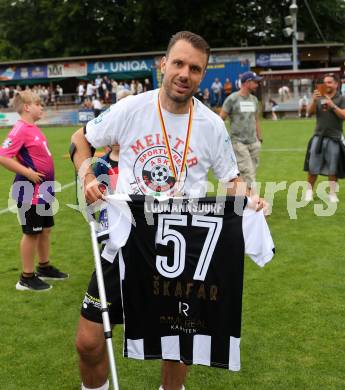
[[105, 196, 273, 371]]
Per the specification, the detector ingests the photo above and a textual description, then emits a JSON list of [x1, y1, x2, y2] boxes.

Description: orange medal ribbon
[[157, 93, 194, 193]]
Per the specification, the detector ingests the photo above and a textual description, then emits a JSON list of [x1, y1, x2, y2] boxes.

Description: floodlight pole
[[291, 0, 298, 71], [290, 0, 298, 97]]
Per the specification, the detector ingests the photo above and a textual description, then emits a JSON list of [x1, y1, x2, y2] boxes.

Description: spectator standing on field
[[304, 73, 345, 203], [223, 78, 232, 97], [110, 79, 118, 103], [86, 81, 96, 101], [143, 78, 153, 92], [278, 85, 291, 102], [55, 84, 63, 106], [136, 80, 143, 94], [220, 71, 263, 192], [235, 75, 242, 91], [211, 77, 223, 106], [130, 79, 137, 95], [95, 75, 102, 93], [203, 87, 211, 107], [0, 91, 68, 291], [92, 97, 103, 118], [269, 97, 279, 120], [298, 95, 309, 118], [77, 82, 85, 104]]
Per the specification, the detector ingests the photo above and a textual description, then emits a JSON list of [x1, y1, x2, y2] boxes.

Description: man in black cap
[[220, 71, 263, 193]]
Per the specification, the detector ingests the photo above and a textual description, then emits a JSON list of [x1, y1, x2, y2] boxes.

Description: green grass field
[[0, 119, 345, 389]]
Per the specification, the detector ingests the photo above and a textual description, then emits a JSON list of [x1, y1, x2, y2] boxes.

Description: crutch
[[89, 219, 120, 390]]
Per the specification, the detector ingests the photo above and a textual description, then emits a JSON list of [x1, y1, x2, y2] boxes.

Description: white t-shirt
[[86, 89, 238, 197], [86, 83, 95, 96], [242, 207, 275, 267], [78, 84, 85, 96], [92, 99, 102, 110]]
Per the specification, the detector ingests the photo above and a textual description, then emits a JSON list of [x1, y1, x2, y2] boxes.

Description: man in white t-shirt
[[71, 31, 265, 390], [210, 77, 223, 106]]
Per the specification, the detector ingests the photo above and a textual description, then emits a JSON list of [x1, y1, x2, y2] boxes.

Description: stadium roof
[[0, 42, 343, 66]]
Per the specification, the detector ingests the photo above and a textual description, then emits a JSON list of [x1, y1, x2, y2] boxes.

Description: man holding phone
[[304, 73, 345, 202]]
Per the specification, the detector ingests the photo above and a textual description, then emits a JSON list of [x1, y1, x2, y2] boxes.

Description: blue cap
[[240, 71, 263, 83]]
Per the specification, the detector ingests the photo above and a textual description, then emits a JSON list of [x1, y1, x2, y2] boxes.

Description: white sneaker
[[305, 189, 313, 202], [329, 193, 339, 203]]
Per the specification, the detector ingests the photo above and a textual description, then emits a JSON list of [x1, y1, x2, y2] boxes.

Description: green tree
[[0, 0, 344, 61]]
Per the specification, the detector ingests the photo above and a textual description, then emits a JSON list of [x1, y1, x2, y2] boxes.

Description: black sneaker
[[16, 274, 52, 291], [36, 265, 69, 280]]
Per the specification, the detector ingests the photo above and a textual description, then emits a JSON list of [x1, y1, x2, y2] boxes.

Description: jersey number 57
[[156, 215, 223, 281]]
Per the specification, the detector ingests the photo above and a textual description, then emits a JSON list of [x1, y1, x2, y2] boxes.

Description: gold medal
[[157, 92, 193, 196]]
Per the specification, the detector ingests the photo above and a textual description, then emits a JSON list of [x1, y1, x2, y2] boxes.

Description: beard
[[249, 86, 258, 94], [163, 80, 197, 104]]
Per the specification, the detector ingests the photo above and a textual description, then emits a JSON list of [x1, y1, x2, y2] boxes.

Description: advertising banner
[[87, 59, 154, 75], [200, 62, 250, 92], [37, 109, 79, 125], [0, 109, 92, 127], [256, 53, 295, 67], [209, 53, 256, 67], [0, 112, 20, 127], [48, 62, 87, 78], [0, 65, 48, 81], [78, 109, 95, 123]]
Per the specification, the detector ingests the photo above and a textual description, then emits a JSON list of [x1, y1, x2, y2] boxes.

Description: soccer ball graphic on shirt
[[150, 164, 169, 185], [133, 146, 187, 195]]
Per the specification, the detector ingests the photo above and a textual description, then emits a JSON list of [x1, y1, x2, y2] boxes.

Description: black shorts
[[17, 203, 54, 235], [81, 257, 124, 325]]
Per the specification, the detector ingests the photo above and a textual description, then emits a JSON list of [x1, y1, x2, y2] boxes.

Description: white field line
[[0, 181, 75, 215], [261, 148, 305, 152]]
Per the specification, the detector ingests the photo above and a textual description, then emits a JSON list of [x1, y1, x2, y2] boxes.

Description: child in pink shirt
[[0, 90, 68, 291]]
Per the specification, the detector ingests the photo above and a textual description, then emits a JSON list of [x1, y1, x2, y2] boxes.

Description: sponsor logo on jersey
[[2, 138, 12, 149], [32, 227, 43, 232]]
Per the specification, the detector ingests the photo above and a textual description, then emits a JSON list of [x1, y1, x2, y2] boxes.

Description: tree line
[[0, 0, 344, 61]]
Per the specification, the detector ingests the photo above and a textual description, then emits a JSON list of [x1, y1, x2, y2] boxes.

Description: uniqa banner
[[87, 59, 154, 74]]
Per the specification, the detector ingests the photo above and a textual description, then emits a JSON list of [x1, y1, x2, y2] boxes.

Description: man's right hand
[[26, 168, 45, 183], [83, 173, 106, 204]]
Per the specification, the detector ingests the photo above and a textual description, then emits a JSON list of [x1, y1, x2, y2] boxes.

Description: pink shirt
[[0, 120, 55, 204]]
